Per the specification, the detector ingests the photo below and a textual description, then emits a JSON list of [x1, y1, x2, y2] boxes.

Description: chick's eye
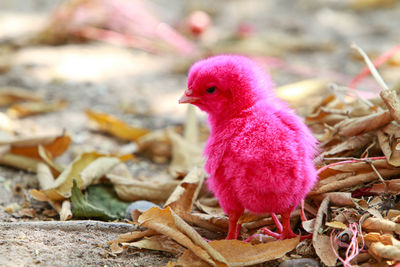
[[206, 86, 216, 94]]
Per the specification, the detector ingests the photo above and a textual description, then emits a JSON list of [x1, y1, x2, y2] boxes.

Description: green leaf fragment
[[71, 180, 129, 221]]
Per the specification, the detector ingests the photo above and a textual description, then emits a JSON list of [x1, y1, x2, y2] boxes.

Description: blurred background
[[1, 0, 400, 131]]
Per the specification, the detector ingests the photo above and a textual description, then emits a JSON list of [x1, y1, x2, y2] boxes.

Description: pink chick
[[179, 55, 318, 240]]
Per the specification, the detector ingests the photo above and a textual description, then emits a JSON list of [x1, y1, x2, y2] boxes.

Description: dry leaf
[[138, 207, 227, 266], [136, 128, 172, 163], [123, 235, 186, 255], [276, 79, 330, 114], [165, 166, 205, 213], [7, 100, 67, 118], [208, 237, 299, 267], [86, 109, 149, 141], [313, 196, 338, 266], [38, 145, 64, 175], [311, 169, 400, 195], [168, 250, 209, 266], [310, 192, 356, 207], [380, 89, 400, 124], [336, 110, 392, 137], [116, 229, 158, 243], [321, 133, 374, 158], [377, 123, 400, 166], [168, 128, 204, 177], [351, 0, 398, 10], [0, 112, 14, 132], [363, 233, 394, 246], [107, 174, 180, 202], [326, 221, 347, 230], [37, 162, 55, 190], [180, 212, 228, 233], [60, 200, 72, 221], [363, 217, 400, 234], [0, 153, 41, 172], [196, 200, 225, 217], [40, 152, 122, 201], [369, 242, 400, 260], [0, 87, 42, 107], [10, 135, 71, 159]]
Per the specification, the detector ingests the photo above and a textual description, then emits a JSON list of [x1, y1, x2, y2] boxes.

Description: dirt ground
[[1, 0, 400, 266]]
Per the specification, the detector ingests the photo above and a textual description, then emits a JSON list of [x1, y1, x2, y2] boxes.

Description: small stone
[[279, 258, 319, 267], [125, 200, 159, 220]]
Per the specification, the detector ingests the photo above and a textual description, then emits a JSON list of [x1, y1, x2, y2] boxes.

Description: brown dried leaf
[[123, 235, 186, 255], [310, 192, 356, 207], [180, 212, 228, 233], [381, 89, 400, 124], [277, 79, 330, 115], [363, 217, 400, 234], [0, 153, 41, 172], [369, 242, 400, 260], [363, 233, 394, 246], [165, 166, 205, 213], [311, 169, 400, 195], [7, 100, 68, 118], [167, 129, 204, 177], [86, 109, 149, 141], [371, 179, 400, 193], [208, 237, 300, 266], [136, 128, 172, 163], [116, 229, 157, 243], [0, 87, 42, 107], [169, 250, 209, 267], [196, 200, 225, 216], [321, 133, 374, 158], [377, 123, 400, 166], [107, 174, 179, 202], [336, 110, 392, 137], [313, 196, 338, 266], [138, 207, 228, 266]]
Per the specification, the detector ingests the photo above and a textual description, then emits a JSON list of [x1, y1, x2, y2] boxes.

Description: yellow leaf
[[86, 109, 149, 141]]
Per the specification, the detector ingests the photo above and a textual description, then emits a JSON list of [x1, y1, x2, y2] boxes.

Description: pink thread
[[317, 156, 386, 175], [330, 222, 364, 266]]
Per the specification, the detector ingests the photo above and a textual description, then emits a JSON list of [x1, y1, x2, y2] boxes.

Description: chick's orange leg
[[226, 209, 243, 239]]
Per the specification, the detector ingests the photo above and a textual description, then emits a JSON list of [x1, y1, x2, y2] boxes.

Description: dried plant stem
[[351, 43, 390, 91], [349, 43, 400, 89]]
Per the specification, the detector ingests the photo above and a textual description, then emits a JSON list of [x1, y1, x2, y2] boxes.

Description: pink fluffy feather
[[179, 55, 318, 240]]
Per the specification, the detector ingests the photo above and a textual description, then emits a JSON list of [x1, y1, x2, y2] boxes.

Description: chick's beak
[[179, 90, 200, 104]]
